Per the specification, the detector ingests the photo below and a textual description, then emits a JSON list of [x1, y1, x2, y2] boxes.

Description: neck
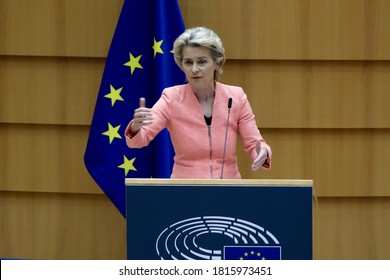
[[192, 82, 216, 102], [195, 91, 214, 102]]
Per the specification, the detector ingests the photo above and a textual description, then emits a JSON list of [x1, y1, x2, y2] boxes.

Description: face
[[181, 46, 218, 91]]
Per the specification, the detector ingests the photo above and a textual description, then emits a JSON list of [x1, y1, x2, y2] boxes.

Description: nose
[[191, 63, 199, 74]]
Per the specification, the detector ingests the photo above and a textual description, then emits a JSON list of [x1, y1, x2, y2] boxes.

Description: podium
[[125, 179, 313, 260]]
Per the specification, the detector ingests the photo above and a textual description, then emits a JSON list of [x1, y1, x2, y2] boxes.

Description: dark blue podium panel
[[126, 184, 312, 260]]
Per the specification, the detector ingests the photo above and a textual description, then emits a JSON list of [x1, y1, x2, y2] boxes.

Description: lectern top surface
[[125, 178, 313, 187]]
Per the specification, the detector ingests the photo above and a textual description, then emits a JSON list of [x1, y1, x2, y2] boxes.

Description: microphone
[[220, 97, 232, 179]]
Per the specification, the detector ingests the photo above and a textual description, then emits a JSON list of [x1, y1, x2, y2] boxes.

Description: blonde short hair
[[173, 27, 226, 80]]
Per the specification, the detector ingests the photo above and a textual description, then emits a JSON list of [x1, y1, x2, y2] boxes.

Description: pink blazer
[[125, 82, 271, 179]]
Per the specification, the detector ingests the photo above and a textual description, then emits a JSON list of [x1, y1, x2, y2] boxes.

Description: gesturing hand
[[252, 140, 268, 171], [130, 97, 153, 133]]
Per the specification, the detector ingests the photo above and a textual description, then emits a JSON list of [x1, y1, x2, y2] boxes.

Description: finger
[[256, 139, 261, 153], [134, 110, 153, 125], [253, 154, 264, 165], [134, 108, 151, 116], [252, 149, 266, 171], [252, 162, 261, 171], [252, 157, 261, 171], [139, 97, 146, 108], [252, 159, 263, 171], [139, 120, 153, 125]]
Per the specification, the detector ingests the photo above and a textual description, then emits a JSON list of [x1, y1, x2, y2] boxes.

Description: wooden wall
[[0, 0, 389, 259]]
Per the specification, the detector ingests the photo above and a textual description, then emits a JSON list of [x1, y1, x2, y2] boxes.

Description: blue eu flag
[[84, 0, 185, 217], [224, 246, 282, 260]]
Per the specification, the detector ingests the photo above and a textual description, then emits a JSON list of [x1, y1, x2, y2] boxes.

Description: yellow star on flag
[[124, 53, 143, 74], [118, 156, 137, 175], [152, 37, 164, 57], [104, 85, 124, 106], [102, 123, 122, 144]]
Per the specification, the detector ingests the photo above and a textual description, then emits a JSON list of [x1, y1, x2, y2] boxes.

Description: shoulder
[[158, 83, 192, 106], [163, 83, 190, 95], [216, 82, 246, 96], [216, 82, 247, 104], [217, 82, 243, 92], [161, 83, 190, 101]]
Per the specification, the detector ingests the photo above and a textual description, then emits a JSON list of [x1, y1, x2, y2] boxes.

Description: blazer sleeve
[[237, 88, 272, 169]]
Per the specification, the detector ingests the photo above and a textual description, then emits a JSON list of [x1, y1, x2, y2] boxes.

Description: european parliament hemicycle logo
[[155, 216, 281, 260]]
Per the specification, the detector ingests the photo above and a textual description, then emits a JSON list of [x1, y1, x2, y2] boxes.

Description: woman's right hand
[[130, 97, 153, 134]]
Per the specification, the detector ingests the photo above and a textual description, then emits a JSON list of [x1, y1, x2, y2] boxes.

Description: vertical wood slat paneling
[[223, 61, 390, 128], [314, 197, 390, 259], [1, 0, 389, 59], [1, 57, 389, 128], [0, 0, 123, 57], [0, 191, 126, 260], [0, 124, 100, 194], [2, 125, 389, 197], [236, 128, 390, 197], [0, 56, 104, 125], [180, 0, 390, 60]]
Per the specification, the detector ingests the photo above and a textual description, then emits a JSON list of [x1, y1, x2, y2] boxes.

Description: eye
[[198, 59, 207, 65], [183, 60, 193, 66]]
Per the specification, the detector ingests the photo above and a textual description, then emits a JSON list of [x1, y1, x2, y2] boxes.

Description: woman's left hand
[[252, 140, 268, 171]]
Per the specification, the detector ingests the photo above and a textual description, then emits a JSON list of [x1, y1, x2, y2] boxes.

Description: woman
[[125, 27, 271, 179]]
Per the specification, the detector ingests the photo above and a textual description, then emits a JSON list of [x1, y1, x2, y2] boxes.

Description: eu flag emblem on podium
[[224, 246, 281, 260], [84, 0, 185, 217]]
